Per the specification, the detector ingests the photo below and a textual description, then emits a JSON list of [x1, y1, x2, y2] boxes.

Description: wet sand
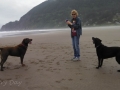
[[0, 26, 120, 90]]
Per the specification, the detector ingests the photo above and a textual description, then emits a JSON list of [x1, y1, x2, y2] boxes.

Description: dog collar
[[20, 44, 27, 48], [96, 45, 100, 48]]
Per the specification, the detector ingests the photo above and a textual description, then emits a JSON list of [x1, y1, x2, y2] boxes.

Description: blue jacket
[[68, 17, 82, 37]]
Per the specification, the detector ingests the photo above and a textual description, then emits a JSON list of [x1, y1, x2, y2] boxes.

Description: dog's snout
[[30, 39, 32, 41]]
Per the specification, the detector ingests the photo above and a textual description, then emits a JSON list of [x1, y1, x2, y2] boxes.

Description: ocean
[[0, 26, 120, 38], [0, 28, 68, 38]]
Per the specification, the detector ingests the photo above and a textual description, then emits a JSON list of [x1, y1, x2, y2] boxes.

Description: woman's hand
[[66, 21, 72, 25], [72, 28, 74, 32]]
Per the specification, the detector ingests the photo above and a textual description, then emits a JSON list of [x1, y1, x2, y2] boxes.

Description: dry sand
[[0, 26, 120, 90]]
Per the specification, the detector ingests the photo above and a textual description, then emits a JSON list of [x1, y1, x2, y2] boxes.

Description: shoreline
[[0, 26, 120, 38]]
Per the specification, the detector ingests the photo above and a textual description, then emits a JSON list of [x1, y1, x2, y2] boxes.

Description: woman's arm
[[68, 24, 72, 28], [66, 21, 73, 28]]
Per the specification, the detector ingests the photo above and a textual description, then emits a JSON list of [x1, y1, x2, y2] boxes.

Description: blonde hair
[[71, 9, 78, 16]]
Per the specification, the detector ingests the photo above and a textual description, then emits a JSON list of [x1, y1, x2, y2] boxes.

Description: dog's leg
[[96, 58, 101, 69], [20, 56, 25, 66], [100, 59, 103, 67], [1, 56, 8, 71], [1, 61, 5, 71], [115, 54, 120, 72]]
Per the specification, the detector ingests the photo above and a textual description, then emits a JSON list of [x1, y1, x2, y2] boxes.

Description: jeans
[[72, 36, 80, 58]]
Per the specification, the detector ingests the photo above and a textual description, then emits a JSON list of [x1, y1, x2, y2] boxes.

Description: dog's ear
[[97, 38, 102, 43], [98, 38, 102, 42], [22, 38, 28, 44]]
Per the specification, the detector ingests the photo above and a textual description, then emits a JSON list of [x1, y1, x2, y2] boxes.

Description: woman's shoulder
[[77, 17, 81, 20], [75, 17, 81, 22]]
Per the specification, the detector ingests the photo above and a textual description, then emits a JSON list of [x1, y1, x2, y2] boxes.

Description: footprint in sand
[[6, 62, 12, 66], [30, 61, 39, 65], [14, 66, 21, 69], [15, 75, 22, 79], [68, 78, 73, 81], [56, 78, 72, 83], [39, 60, 45, 63], [37, 69, 41, 71], [56, 62, 60, 65], [62, 78, 66, 81], [56, 80, 61, 83], [61, 87, 69, 90], [80, 79, 83, 81], [24, 67, 30, 71], [28, 86, 41, 90]]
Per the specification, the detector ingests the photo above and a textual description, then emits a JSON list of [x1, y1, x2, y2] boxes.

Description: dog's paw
[[22, 64, 26, 67], [117, 70, 120, 72], [1, 69, 4, 71], [96, 67, 99, 69]]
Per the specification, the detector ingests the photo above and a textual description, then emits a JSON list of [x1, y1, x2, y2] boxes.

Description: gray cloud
[[0, 0, 46, 28]]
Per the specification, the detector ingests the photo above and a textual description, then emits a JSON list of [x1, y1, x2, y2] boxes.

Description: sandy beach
[[0, 26, 120, 90]]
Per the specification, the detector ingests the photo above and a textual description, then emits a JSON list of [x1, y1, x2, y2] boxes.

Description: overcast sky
[[0, 0, 46, 28]]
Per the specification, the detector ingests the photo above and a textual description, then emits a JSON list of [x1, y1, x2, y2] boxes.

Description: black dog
[[92, 37, 120, 72], [0, 38, 32, 71]]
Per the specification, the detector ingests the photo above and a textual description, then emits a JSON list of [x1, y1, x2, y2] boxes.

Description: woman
[[66, 10, 82, 61]]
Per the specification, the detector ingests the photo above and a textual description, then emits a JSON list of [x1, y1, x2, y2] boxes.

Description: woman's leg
[[72, 36, 76, 57], [76, 36, 80, 58], [74, 36, 80, 58]]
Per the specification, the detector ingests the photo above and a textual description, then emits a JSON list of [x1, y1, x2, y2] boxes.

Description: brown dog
[[0, 38, 32, 71]]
